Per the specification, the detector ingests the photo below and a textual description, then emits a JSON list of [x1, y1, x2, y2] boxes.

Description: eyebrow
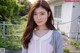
[[34, 11, 45, 13]]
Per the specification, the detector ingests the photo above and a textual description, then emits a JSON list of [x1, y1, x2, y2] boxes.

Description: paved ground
[[63, 35, 80, 53], [5, 35, 80, 53], [5, 50, 21, 53]]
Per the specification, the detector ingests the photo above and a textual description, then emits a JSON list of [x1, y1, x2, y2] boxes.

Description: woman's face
[[33, 7, 50, 26]]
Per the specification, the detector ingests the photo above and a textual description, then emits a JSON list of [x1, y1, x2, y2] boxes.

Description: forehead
[[34, 7, 47, 13]]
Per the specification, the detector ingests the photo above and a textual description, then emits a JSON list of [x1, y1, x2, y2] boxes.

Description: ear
[[48, 12, 51, 17]]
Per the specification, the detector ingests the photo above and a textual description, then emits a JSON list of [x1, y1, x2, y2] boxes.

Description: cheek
[[42, 15, 48, 21], [43, 17, 48, 23], [33, 16, 37, 22]]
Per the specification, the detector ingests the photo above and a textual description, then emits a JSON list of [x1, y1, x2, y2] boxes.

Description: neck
[[36, 25, 48, 30]]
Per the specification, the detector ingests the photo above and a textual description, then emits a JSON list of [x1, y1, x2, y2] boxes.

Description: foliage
[[70, 40, 80, 49], [0, 35, 22, 50], [0, 0, 29, 36], [0, 0, 30, 24], [64, 48, 70, 53]]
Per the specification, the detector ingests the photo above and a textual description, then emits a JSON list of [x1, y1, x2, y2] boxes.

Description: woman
[[21, 0, 63, 53]]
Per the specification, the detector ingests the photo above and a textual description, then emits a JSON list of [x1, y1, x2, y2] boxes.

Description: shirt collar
[[32, 30, 53, 41]]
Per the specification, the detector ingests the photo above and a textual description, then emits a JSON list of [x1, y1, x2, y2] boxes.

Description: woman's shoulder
[[53, 30, 61, 34], [52, 30, 62, 38]]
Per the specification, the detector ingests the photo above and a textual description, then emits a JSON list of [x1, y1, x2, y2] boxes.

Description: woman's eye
[[33, 13, 37, 15], [40, 13, 44, 15]]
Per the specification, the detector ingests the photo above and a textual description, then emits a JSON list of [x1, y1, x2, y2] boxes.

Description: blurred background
[[0, 0, 31, 53], [0, 0, 80, 53]]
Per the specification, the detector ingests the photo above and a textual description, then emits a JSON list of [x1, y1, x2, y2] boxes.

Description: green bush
[[5, 25, 14, 35], [70, 40, 80, 49], [0, 25, 2, 36], [64, 48, 70, 53], [0, 35, 22, 50]]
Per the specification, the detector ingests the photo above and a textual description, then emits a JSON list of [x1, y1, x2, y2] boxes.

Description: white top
[[28, 30, 53, 53]]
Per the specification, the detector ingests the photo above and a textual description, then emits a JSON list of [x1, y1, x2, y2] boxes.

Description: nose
[[37, 15, 41, 20]]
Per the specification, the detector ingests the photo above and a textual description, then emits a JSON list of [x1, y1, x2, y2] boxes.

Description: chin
[[36, 23, 45, 26]]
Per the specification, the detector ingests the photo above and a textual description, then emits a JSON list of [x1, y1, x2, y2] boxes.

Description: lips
[[37, 21, 42, 23]]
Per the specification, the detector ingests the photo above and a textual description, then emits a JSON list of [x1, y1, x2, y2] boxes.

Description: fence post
[[2, 21, 5, 38], [76, 16, 80, 42], [0, 48, 5, 53], [57, 22, 59, 30]]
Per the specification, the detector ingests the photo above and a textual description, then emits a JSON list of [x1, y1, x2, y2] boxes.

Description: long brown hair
[[21, 0, 56, 49]]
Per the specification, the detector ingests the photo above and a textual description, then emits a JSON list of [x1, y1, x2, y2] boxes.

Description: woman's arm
[[55, 31, 63, 53]]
